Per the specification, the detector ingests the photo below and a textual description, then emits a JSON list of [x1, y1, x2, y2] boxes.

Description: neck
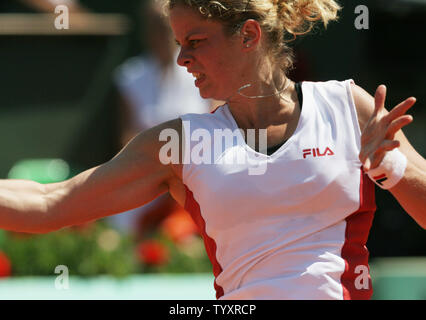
[[226, 75, 298, 130]]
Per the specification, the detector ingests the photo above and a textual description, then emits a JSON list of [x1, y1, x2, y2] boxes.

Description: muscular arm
[[0, 118, 183, 233], [351, 83, 426, 229]]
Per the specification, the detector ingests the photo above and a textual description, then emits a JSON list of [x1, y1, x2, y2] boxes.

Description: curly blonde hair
[[164, 0, 341, 74]]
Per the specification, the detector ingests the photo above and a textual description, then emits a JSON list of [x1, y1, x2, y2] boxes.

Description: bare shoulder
[[131, 117, 186, 206], [156, 118, 184, 181], [127, 117, 183, 154], [119, 117, 184, 181]]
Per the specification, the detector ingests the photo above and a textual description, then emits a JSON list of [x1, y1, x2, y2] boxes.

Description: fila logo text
[[303, 147, 334, 159]]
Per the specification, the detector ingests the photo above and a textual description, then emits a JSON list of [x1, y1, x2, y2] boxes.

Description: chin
[[198, 85, 225, 101], [199, 91, 209, 99], [198, 88, 214, 100]]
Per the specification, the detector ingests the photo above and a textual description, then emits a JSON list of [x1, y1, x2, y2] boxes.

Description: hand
[[359, 85, 416, 172]]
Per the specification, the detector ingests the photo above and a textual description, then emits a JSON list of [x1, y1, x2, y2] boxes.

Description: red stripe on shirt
[[340, 169, 376, 300], [210, 104, 224, 114], [184, 185, 224, 299], [372, 173, 386, 180]]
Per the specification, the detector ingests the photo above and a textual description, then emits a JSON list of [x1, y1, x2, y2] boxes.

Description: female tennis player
[[1, 0, 425, 299]]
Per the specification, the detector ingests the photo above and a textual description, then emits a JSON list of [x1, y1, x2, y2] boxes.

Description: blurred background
[[0, 0, 425, 299]]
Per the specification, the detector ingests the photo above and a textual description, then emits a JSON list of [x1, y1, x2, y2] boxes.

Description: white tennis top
[[180, 79, 376, 300]]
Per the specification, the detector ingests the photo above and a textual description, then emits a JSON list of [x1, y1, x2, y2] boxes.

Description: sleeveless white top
[[180, 79, 376, 300]]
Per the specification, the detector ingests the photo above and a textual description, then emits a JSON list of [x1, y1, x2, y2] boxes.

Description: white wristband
[[366, 148, 407, 189]]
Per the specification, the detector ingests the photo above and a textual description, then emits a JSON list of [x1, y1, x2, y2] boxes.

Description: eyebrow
[[175, 32, 207, 45]]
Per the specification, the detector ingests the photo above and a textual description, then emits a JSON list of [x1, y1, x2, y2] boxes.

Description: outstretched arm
[[0, 118, 182, 234], [351, 83, 426, 229]]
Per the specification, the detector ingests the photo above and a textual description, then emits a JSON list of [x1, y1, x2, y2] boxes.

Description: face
[[169, 5, 249, 100]]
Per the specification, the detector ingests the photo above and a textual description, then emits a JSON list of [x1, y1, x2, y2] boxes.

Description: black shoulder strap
[[294, 81, 303, 110], [266, 82, 303, 156]]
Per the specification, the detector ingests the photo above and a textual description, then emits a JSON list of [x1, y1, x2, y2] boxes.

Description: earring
[[243, 37, 250, 48]]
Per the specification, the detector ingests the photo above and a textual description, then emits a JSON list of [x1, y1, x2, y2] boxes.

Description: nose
[[177, 47, 193, 67]]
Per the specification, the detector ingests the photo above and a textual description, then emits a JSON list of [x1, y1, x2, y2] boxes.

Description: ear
[[240, 19, 262, 50]]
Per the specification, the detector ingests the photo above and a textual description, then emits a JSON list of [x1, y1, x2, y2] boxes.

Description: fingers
[[362, 157, 372, 172], [361, 139, 401, 171], [386, 115, 413, 140], [359, 146, 373, 171], [374, 85, 387, 115], [370, 140, 400, 169], [360, 115, 412, 171], [361, 87, 416, 172], [385, 97, 416, 123]]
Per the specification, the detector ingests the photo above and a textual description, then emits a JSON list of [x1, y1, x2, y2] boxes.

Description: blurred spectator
[[108, 0, 216, 239]]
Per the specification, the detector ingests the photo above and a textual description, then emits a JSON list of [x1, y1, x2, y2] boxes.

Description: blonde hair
[[164, 0, 341, 74]]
